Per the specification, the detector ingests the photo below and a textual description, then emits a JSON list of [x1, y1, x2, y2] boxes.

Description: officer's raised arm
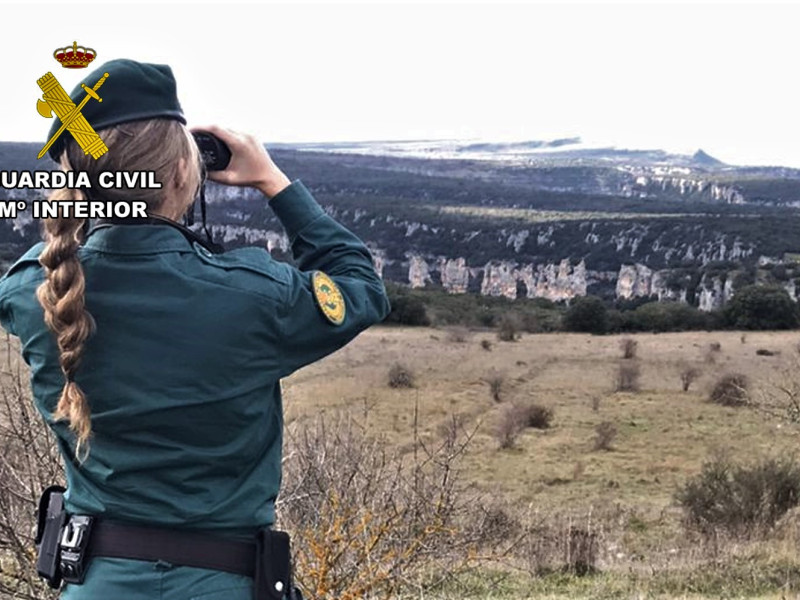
[[197, 125, 392, 377]]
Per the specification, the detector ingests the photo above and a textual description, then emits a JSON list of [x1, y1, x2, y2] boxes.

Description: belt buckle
[[59, 515, 95, 584]]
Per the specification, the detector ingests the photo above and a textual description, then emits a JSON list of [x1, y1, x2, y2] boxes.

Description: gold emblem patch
[[312, 271, 345, 325]]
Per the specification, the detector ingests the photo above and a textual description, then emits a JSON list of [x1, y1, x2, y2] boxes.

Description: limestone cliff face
[[623, 173, 746, 204], [697, 276, 734, 312], [408, 254, 433, 288], [616, 264, 653, 299], [437, 257, 471, 293], [369, 246, 387, 278], [213, 226, 289, 252], [526, 260, 587, 301], [404, 253, 797, 312], [407, 255, 589, 302]]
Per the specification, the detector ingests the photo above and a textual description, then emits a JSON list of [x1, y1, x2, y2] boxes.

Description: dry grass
[[5, 327, 800, 598], [282, 329, 800, 529]]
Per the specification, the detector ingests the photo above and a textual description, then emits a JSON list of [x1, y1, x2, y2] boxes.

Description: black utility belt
[[35, 486, 301, 600]]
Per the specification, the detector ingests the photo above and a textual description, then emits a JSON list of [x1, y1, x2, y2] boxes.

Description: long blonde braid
[[36, 185, 95, 458], [35, 119, 202, 458]]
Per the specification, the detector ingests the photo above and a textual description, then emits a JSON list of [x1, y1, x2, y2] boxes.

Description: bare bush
[[519, 512, 600, 576], [679, 364, 702, 392], [496, 407, 522, 449], [614, 362, 641, 393], [496, 315, 520, 342], [590, 396, 601, 412], [705, 342, 722, 364], [619, 338, 638, 360], [676, 454, 800, 538], [0, 341, 62, 600], [278, 410, 480, 598], [710, 373, 749, 407], [388, 363, 415, 389], [484, 371, 505, 403], [593, 421, 618, 451], [518, 403, 554, 429], [480, 339, 492, 352], [496, 403, 554, 449], [445, 327, 471, 344], [755, 352, 800, 424]]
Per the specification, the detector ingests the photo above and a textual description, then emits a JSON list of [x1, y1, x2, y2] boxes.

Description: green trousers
[[60, 558, 253, 600]]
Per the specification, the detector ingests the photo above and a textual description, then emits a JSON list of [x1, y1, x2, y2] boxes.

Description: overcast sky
[[2, 1, 799, 167]]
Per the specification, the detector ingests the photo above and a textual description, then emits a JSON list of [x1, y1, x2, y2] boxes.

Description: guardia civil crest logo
[[312, 271, 346, 326]]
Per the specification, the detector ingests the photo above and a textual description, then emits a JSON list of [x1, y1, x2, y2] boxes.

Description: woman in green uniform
[[0, 59, 391, 599]]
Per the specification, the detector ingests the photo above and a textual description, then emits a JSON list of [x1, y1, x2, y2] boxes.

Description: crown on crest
[[53, 41, 96, 69]]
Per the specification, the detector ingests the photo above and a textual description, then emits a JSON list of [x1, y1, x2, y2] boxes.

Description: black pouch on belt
[[35, 485, 67, 589], [254, 529, 296, 600]]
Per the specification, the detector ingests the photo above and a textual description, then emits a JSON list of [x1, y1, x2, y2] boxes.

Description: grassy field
[[282, 326, 800, 599], [4, 326, 800, 599]]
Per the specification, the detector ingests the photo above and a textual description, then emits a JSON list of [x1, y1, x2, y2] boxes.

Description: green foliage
[[381, 285, 563, 331], [563, 296, 608, 334], [724, 284, 799, 330], [676, 455, 800, 537], [384, 283, 431, 326], [626, 301, 711, 333]]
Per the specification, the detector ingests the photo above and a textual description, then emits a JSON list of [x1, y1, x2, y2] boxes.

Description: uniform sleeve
[[267, 180, 391, 377], [0, 290, 15, 337]]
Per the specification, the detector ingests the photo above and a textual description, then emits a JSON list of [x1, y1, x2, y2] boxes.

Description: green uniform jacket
[[0, 180, 391, 599]]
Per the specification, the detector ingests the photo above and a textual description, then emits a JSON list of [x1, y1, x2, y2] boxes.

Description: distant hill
[[3, 139, 800, 309]]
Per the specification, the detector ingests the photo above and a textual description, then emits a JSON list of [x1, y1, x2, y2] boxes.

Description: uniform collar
[[83, 220, 195, 255]]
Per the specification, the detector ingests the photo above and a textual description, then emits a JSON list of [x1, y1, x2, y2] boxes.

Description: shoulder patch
[[312, 271, 346, 326]]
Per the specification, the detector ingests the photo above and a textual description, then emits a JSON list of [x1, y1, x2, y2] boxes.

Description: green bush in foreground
[[676, 455, 800, 537]]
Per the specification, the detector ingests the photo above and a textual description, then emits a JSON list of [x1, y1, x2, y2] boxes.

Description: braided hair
[[36, 119, 201, 458]]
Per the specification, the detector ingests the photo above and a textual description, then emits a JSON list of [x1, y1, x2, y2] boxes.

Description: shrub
[[563, 296, 608, 334], [628, 301, 710, 333], [679, 364, 702, 392], [619, 338, 638, 359], [485, 372, 505, 403], [705, 342, 722, 364], [388, 363, 415, 388], [593, 421, 617, 451], [480, 339, 492, 351], [724, 284, 799, 330], [497, 314, 520, 342], [280, 410, 480, 598], [710, 373, 749, 407], [517, 403, 554, 430], [565, 528, 599, 576], [445, 326, 470, 343], [614, 362, 641, 392], [676, 455, 800, 537], [384, 287, 431, 326], [496, 403, 553, 449], [520, 312, 541, 334], [496, 407, 522, 449], [0, 347, 64, 600]]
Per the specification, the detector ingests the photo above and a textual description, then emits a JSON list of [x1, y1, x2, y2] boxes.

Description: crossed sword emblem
[[36, 71, 110, 160]]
